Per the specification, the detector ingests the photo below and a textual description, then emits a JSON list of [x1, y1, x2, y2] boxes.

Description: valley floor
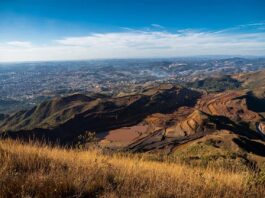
[[0, 139, 264, 198]]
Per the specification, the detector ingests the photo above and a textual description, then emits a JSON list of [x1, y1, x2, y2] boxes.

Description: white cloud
[[0, 29, 265, 62], [151, 24, 164, 29], [6, 41, 32, 48]]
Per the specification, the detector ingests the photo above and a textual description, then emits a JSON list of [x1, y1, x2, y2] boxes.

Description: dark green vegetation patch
[[187, 76, 241, 92]]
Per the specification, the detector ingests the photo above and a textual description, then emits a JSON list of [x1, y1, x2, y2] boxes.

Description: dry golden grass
[[0, 139, 264, 198]]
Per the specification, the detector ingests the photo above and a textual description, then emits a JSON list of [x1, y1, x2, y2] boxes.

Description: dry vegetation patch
[[0, 139, 264, 198]]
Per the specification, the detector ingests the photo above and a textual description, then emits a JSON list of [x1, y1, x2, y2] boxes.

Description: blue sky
[[0, 0, 265, 61]]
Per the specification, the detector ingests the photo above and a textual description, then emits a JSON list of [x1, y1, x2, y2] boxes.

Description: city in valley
[[1, 57, 264, 114]]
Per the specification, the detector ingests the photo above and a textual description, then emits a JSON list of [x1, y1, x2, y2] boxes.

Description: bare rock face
[[165, 110, 216, 138], [196, 91, 263, 123], [258, 122, 265, 136]]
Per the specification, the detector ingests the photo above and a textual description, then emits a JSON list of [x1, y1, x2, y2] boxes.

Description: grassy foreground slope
[[0, 140, 265, 198]]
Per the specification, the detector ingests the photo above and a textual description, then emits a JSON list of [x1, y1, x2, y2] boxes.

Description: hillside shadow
[[212, 115, 263, 139], [233, 137, 265, 157], [246, 92, 265, 113]]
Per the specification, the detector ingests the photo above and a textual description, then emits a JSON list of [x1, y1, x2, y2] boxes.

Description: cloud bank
[[1, 27, 265, 62]]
